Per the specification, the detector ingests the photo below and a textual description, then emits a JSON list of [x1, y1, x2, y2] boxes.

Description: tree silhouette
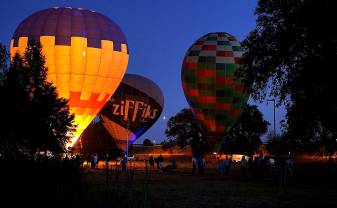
[[221, 104, 269, 155], [165, 108, 207, 156], [238, 0, 337, 147], [143, 138, 154, 146], [0, 43, 7, 74], [0, 40, 75, 155]]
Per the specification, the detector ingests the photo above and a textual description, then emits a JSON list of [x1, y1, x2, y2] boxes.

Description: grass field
[[81, 157, 337, 208]]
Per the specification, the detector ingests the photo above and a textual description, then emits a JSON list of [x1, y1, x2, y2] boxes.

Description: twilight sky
[[0, 0, 285, 143]]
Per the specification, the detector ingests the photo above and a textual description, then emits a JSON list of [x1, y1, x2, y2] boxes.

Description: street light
[[267, 99, 276, 137]]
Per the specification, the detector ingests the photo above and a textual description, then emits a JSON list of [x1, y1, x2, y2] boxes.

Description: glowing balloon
[[181, 32, 248, 140], [99, 74, 164, 151], [10, 7, 129, 147]]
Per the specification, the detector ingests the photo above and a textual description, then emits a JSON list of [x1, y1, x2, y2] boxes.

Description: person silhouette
[[192, 156, 197, 175], [149, 155, 155, 169], [240, 156, 248, 177]]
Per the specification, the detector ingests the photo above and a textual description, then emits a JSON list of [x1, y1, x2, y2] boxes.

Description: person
[[258, 155, 265, 177], [224, 156, 231, 176], [202, 157, 206, 173], [253, 156, 258, 176], [240, 156, 248, 177], [199, 157, 206, 175], [75, 154, 83, 168], [157, 154, 164, 172], [192, 156, 197, 176], [121, 156, 127, 173], [155, 157, 159, 170], [149, 155, 155, 169], [264, 156, 271, 177], [91, 154, 98, 168], [93, 154, 98, 168], [270, 157, 277, 179], [285, 156, 293, 177], [327, 156, 334, 174], [105, 154, 110, 169], [248, 156, 253, 173], [162, 160, 178, 172], [90, 154, 95, 168], [218, 158, 225, 177]]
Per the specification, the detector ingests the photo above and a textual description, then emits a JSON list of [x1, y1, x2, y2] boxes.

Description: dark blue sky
[[0, 0, 285, 143]]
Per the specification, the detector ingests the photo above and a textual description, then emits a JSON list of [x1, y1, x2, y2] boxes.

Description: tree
[[238, 0, 337, 147], [160, 139, 176, 150], [164, 108, 207, 156], [0, 40, 75, 155], [266, 132, 293, 157], [143, 138, 154, 146], [221, 104, 269, 155], [0, 43, 8, 75]]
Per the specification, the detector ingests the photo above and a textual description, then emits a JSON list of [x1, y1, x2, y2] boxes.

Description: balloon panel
[[10, 7, 129, 146], [100, 114, 134, 151], [100, 74, 164, 150], [182, 32, 247, 134], [11, 8, 127, 49]]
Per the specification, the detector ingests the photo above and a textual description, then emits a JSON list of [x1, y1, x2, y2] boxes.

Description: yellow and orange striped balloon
[[10, 7, 129, 147]]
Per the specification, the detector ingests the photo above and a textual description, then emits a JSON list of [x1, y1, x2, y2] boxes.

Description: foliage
[[160, 139, 176, 150], [0, 40, 74, 155], [266, 133, 291, 157], [221, 104, 269, 155], [238, 0, 337, 147], [164, 108, 207, 156], [143, 138, 154, 146], [301, 128, 337, 155], [0, 43, 8, 74]]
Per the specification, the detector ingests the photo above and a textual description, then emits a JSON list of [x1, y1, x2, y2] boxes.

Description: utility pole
[[126, 119, 129, 158], [267, 99, 276, 137]]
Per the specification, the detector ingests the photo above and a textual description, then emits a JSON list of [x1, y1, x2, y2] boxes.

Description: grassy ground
[[81, 158, 337, 208]]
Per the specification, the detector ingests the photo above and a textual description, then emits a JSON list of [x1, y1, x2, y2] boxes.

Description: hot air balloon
[[181, 32, 248, 142], [99, 74, 164, 151], [10, 7, 129, 147]]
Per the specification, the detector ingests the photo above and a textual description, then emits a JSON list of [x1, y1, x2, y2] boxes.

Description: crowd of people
[[327, 155, 337, 174], [148, 154, 178, 172], [80, 152, 337, 180], [192, 156, 206, 175], [215, 154, 294, 179], [87, 153, 171, 173], [86, 152, 294, 178]]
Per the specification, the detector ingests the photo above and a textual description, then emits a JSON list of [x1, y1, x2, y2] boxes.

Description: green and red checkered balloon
[[181, 32, 248, 138]]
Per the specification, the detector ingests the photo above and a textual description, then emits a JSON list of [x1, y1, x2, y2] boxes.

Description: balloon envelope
[[10, 7, 129, 147], [181, 32, 248, 139], [100, 74, 164, 151]]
